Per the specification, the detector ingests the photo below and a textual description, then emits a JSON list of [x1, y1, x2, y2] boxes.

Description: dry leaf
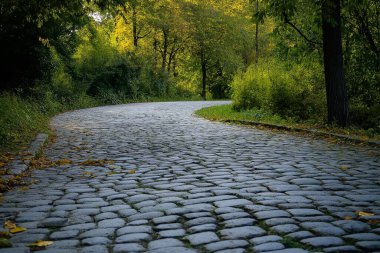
[[29, 240, 54, 247], [340, 165, 349, 170], [344, 216, 353, 220], [10, 227, 27, 234], [55, 159, 72, 166], [4, 220, 16, 230], [356, 211, 374, 217], [128, 169, 136, 174], [20, 186, 29, 191], [0, 162, 6, 168], [80, 159, 114, 166], [107, 172, 118, 176]]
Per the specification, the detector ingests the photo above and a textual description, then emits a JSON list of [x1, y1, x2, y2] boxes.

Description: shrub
[[231, 64, 271, 110], [231, 59, 326, 122]]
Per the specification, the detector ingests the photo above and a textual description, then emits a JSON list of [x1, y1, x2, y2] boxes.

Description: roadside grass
[[195, 104, 380, 143], [0, 94, 50, 154]]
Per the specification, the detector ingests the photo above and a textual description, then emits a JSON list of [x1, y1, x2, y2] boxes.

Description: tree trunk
[[201, 48, 207, 100], [322, 0, 348, 127], [255, 0, 259, 64], [132, 5, 138, 47], [161, 28, 169, 73], [173, 55, 178, 77], [153, 37, 158, 68]]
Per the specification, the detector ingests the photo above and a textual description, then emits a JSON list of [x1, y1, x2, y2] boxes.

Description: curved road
[[1, 101, 380, 253]]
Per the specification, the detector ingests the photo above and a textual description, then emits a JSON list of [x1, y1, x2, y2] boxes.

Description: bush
[[350, 100, 380, 131], [231, 64, 271, 110], [231, 59, 326, 122]]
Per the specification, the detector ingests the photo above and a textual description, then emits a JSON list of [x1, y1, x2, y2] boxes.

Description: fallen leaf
[[340, 165, 349, 170], [4, 220, 16, 230], [0, 162, 6, 168], [29, 240, 54, 247], [128, 170, 136, 174], [80, 159, 115, 166], [10, 227, 27, 234], [20, 186, 29, 191], [107, 172, 118, 176], [55, 159, 72, 166], [356, 211, 374, 217], [344, 216, 353, 220]]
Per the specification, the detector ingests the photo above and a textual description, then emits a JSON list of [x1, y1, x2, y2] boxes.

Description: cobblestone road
[[1, 101, 380, 253]]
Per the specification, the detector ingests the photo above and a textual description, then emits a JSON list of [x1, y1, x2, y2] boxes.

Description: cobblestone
[[1, 101, 379, 252]]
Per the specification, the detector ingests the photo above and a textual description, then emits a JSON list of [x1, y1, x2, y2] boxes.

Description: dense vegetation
[[231, 0, 379, 130], [0, 0, 379, 149]]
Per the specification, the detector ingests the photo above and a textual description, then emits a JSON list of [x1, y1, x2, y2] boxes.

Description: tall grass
[[0, 92, 100, 152]]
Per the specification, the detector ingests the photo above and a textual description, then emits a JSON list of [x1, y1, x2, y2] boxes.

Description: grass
[[195, 104, 380, 142], [0, 92, 101, 156], [0, 94, 50, 153]]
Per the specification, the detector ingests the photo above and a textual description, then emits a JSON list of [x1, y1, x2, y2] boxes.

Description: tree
[[183, 0, 248, 99], [0, 0, 88, 92], [259, 0, 349, 126], [322, 0, 348, 126]]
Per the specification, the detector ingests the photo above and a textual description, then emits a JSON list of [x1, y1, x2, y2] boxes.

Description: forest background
[[0, 0, 379, 150]]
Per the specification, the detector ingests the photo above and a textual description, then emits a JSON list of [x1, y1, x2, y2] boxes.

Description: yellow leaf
[[29, 240, 54, 247], [340, 165, 349, 170], [128, 169, 136, 174], [356, 211, 374, 217], [4, 220, 16, 230], [344, 216, 353, 220], [107, 172, 118, 176], [0, 162, 6, 168], [10, 227, 27, 234]]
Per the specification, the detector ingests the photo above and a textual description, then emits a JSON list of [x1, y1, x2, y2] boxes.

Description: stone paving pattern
[[1, 101, 380, 253]]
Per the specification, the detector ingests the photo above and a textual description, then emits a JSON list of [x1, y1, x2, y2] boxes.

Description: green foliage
[[0, 91, 99, 150], [231, 59, 326, 122], [0, 93, 49, 148], [231, 64, 271, 110], [0, 0, 87, 91]]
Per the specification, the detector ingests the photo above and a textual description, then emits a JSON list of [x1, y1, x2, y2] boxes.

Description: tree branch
[[283, 11, 322, 49], [354, 9, 379, 58]]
